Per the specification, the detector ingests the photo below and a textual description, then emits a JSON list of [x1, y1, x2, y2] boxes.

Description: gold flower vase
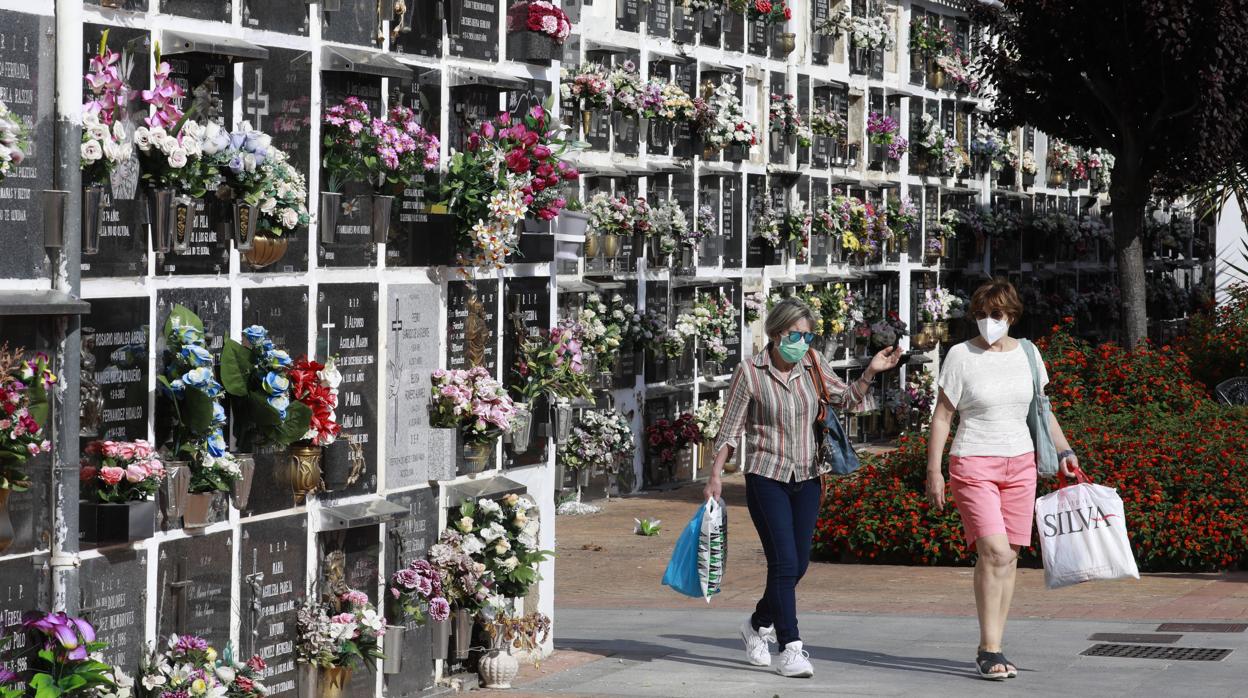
[[317, 667, 352, 698], [281, 443, 324, 505]]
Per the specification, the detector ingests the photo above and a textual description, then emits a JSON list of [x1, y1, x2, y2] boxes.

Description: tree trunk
[[1109, 170, 1149, 349]]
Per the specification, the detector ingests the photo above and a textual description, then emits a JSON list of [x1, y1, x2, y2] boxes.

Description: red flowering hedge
[[813, 321, 1248, 571], [1182, 283, 1248, 395]]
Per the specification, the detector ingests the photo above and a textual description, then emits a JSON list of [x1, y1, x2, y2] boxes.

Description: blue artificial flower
[[268, 350, 293, 368], [243, 325, 269, 346], [207, 430, 227, 457], [183, 367, 213, 389], [267, 394, 290, 419], [262, 371, 290, 396], [162, 378, 186, 397], [175, 326, 204, 346], [229, 131, 246, 150], [202, 377, 223, 398], [179, 345, 213, 368], [212, 402, 227, 426]]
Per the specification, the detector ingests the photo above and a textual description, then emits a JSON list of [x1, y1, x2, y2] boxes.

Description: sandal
[[975, 649, 1010, 681]]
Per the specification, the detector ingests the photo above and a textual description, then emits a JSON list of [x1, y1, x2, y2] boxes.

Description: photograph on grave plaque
[[385, 284, 455, 488], [449, 0, 500, 61], [243, 0, 309, 35], [241, 516, 307, 696], [446, 280, 500, 376], [383, 489, 437, 695], [157, 532, 233, 649], [79, 552, 147, 672], [0, 11, 53, 281], [317, 284, 379, 497], [79, 297, 149, 445]]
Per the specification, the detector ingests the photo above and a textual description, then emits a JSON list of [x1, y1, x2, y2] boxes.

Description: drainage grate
[[1157, 622, 1248, 633], [1082, 644, 1232, 662], [1088, 633, 1182, 644]]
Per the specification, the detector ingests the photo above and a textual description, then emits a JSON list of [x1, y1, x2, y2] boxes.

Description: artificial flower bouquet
[[869, 311, 910, 349], [321, 98, 439, 193], [577, 292, 635, 370], [559, 409, 634, 475], [389, 559, 451, 627], [80, 439, 165, 503], [866, 111, 908, 160], [934, 49, 980, 93], [453, 494, 551, 599], [629, 310, 669, 355], [753, 203, 782, 247], [0, 612, 129, 698], [645, 413, 702, 467], [748, 0, 792, 24], [769, 94, 811, 147], [428, 529, 495, 614], [0, 345, 55, 492], [810, 105, 847, 142], [207, 122, 310, 236], [506, 1, 572, 44], [158, 305, 228, 464], [693, 204, 717, 248], [887, 197, 920, 243], [0, 99, 30, 185], [782, 202, 813, 247], [511, 325, 593, 404], [138, 634, 228, 698], [561, 63, 614, 111], [693, 400, 725, 442], [609, 62, 645, 117], [295, 591, 386, 671], [693, 81, 757, 154], [81, 33, 132, 187], [220, 325, 311, 450], [1047, 138, 1082, 179], [585, 192, 637, 238], [908, 17, 953, 54], [744, 292, 765, 323], [430, 367, 517, 447], [654, 81, 696, 123], [921, 287, 957, 323], [288, 356, 342, 447], [648, 199, 686, 256]]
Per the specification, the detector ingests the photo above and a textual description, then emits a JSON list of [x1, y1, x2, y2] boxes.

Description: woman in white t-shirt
[[925, 279, 1079, 681]]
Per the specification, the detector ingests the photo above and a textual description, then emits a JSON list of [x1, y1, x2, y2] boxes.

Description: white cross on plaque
[[246, 68, 271, 131], [321, 306, 336, 357]]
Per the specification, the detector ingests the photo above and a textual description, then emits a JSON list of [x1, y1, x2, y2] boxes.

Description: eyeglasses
[[785, 331, 817, 344]]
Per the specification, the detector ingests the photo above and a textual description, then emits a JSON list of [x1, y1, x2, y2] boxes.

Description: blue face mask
[[777, 335, 810, 363]]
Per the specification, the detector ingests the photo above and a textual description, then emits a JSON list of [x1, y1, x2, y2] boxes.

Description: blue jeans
[[745, 472, 821, 647]]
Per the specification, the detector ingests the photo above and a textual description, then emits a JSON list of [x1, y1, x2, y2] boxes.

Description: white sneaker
[[776, 641, 814, 678], [739, 619, 775, 666]]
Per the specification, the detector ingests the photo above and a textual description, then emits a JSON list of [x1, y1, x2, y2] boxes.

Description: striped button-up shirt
[[713, 347, 875, 483]]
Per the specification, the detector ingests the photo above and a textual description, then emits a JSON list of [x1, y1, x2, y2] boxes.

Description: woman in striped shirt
[[704, 298, 901, 678]]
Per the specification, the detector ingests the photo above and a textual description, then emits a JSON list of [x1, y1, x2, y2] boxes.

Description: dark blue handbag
[[809, 355, 862, 476]]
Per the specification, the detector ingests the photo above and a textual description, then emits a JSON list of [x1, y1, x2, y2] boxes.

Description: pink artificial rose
[[125, 464, 149, 483], [116, 442, 137, 460], [100, 441, 121, 458], [133, 440, 153, 458], [80, 466, 98, 483], [147, 459, 165, 476], [98, 466, 125, 486]]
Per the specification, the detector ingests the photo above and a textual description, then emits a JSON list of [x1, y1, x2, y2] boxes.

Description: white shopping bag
[[1034, 469, 1140, 589], [697, 497, 727, 601]]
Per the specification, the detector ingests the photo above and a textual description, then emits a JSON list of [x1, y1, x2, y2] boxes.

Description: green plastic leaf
[[247, 391, 282, 427], [276, 400, 313, 446], [181, 387, 216, 433], [220, 340, 253, 397], [164, 303, 204, 339]]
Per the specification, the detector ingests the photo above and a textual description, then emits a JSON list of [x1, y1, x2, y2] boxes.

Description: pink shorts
[[949, 452, 1038, 548]]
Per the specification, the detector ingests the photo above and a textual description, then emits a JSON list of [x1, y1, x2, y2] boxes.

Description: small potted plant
[[384, 559, 451, 674], [79, 439, 165, 544], [430, 367, 516, 474], [296, 590, 386, 698], [283, 356, 343, 503], [0, 346, 54, 554], [480, 612, 552, 689], [505, 1, 571, 63], [0, 612, 131, 697]]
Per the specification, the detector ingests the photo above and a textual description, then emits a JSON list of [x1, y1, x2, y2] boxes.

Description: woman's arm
[[816, 347, 901, 413], [925, 390, 956, 510], [1047, 410, 1079, 477], [704, 365, 751, 500]]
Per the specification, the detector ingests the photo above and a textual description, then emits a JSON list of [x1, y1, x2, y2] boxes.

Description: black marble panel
[[448, 84, 502, 153], [79, 296, 150, 446], [446, 279, 499, 376], [0, 558, 45, 683], [243, 47, 312, 273], [83, 0, 145, 9], [502, 277, 549, 469], [811, 0, 831, 64], [673, 4, 697, 43], [0, 11, 54, 281], [747, 17, 768, 56], [161, 0, 231, 22], [317, 283, 379, 498], [321, 75, 383, 268], [648, 0, 671, 37], [243, 0, 309, 34], [643, 280, 669, 384], [723, 11, 745, 53], [723, 175, 742, 266], [616, 0, 642, 32], [155, 288, 228, 452], [240, 286, 309, 515], [0, 318, 52, 556], [385, 284, 452, 488], [79, 551, 147, 671], [449, 0, 499, 61], [383, 488, 437, 696], [672, 62, 694, 158], [386, 76, 441, 267], [393, 0, 444, 57], [157, 531, 233, 648], [323, 0, 382, 46], [241, 515, 307, 696], [81, 25, 150, 279]]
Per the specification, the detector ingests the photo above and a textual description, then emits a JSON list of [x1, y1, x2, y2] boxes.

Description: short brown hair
[[970, 278, 1024, 322]]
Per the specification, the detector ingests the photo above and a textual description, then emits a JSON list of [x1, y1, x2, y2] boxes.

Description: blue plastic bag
[[662, 498, 727, 601]]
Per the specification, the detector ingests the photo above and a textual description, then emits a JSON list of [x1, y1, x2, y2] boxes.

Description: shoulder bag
[[1020, 339, 1059, 478], [808, 353, 862, 477]]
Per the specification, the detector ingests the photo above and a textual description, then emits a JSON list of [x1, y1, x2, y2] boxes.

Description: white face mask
[[977, 316, 1010, 345]]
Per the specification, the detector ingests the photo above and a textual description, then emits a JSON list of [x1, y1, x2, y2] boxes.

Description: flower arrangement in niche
[[511, 326, 593, 404], [453, 494, 551, 600], [585, 192, 636, 237], [744, 292, 765, 323], [748, 0, 792, 25], [769, 94, 812, 147], [0, 100, 29, 185], [0, 613, 129, 698], [655, 81, 696, 123], [220, 325, 312, 451], [847, 14, 895, 51], [288, 356, 342, 446], [505, 1, 572, 44], [869, 311, 910, 349], [752, 202, 782, 246], [693, 400, 725, 442], [648, 199, 686, 256], [137, 634, 227, 697], [80, 439, 165, 503], [1021, 149, 1038, 175], [810, 105, 847, 142], [427, 529, 495, 613], [577, 293, 626, 370], [693, 80, 757, 153], [561, 63, 614, 111], [158, 305, 228, 462], [1085, 148, 1115, 190], [887, 197, 920, 242], [782, 202, 813, 246], [430, 367, 517, 447], [934, 49, 980, 92], [0, 345, 55, 492], [321, 99, 439, 193], [629, 310, 670, 355], [295, 591, 387, 671], [908, 18, 953, 54], [559, 409, 634, 475], [920, 287, 957, 323], [1047, 138, 1081, 178], [693, 291, 739, 363], [389, 560, 451, 627], [646, 413, 702, 467], [215, 649, 269, 698], [609, 62, 645, 116], [866, 112, 908, 160], [692, 204, 717, 247], [81, 32, 133, 187], [969, 125, 1012, 171]]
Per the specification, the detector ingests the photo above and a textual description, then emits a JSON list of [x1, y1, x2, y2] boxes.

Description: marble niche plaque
[[161, 0, 231, 23], [386, 77, 442, 268], [240, 515, 307, 696], [323, 0, 382, 46], [0, 559, 46, 684], [383, 489, 438, 697], [81, 25, 150, 279], [502, 277, 550, 469], [385, 284, 455, 489], [448, 0, 500, 61], [648, 0, 671, 37], [79, 296, 150, 448], [320, 524, 379, 698], [321, 75, 383, 268], [79, 552, 147, 671], [0, 11, 54, 281], [157, 531, 233, 649], [392, 0, 444, 57], [242, 47, 312, 273], [240, 286, 310, 516], [243, 0, 309, 35], [616, 0, 642, 32], [317, 284, 379, 498], [154, 288, 229, 464], [446, 279, 499, 376]]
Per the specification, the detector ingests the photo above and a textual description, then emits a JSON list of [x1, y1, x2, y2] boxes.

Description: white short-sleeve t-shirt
[[938, 339, 1048, 458]]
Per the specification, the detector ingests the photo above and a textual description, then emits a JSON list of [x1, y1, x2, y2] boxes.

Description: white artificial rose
[[260, 197, 277, 214], [182, 138, 202, 158], [103, 140, 123, 163], [81, 140, 103, 162], [318, 362, 342, 389], [181, 120, 204, 140], [243, 153, 258, 172], [256, 133, 272, 150], [82, 111, 100, 127], [88, 124, 110, 142], [494, 538, 511, 555], [133, 127, 151, 150], [112, 120, 127, 140], [460, 535, 485, 555], [158, 135, 179, 154], [214, 666, 236, 684], [458, 516, 475, 532], [281, 208, 300, 229], [167, 147, 188, 168]]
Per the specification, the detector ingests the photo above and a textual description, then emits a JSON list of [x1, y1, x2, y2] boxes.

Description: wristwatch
[[1057, 449, 1076, 461]]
